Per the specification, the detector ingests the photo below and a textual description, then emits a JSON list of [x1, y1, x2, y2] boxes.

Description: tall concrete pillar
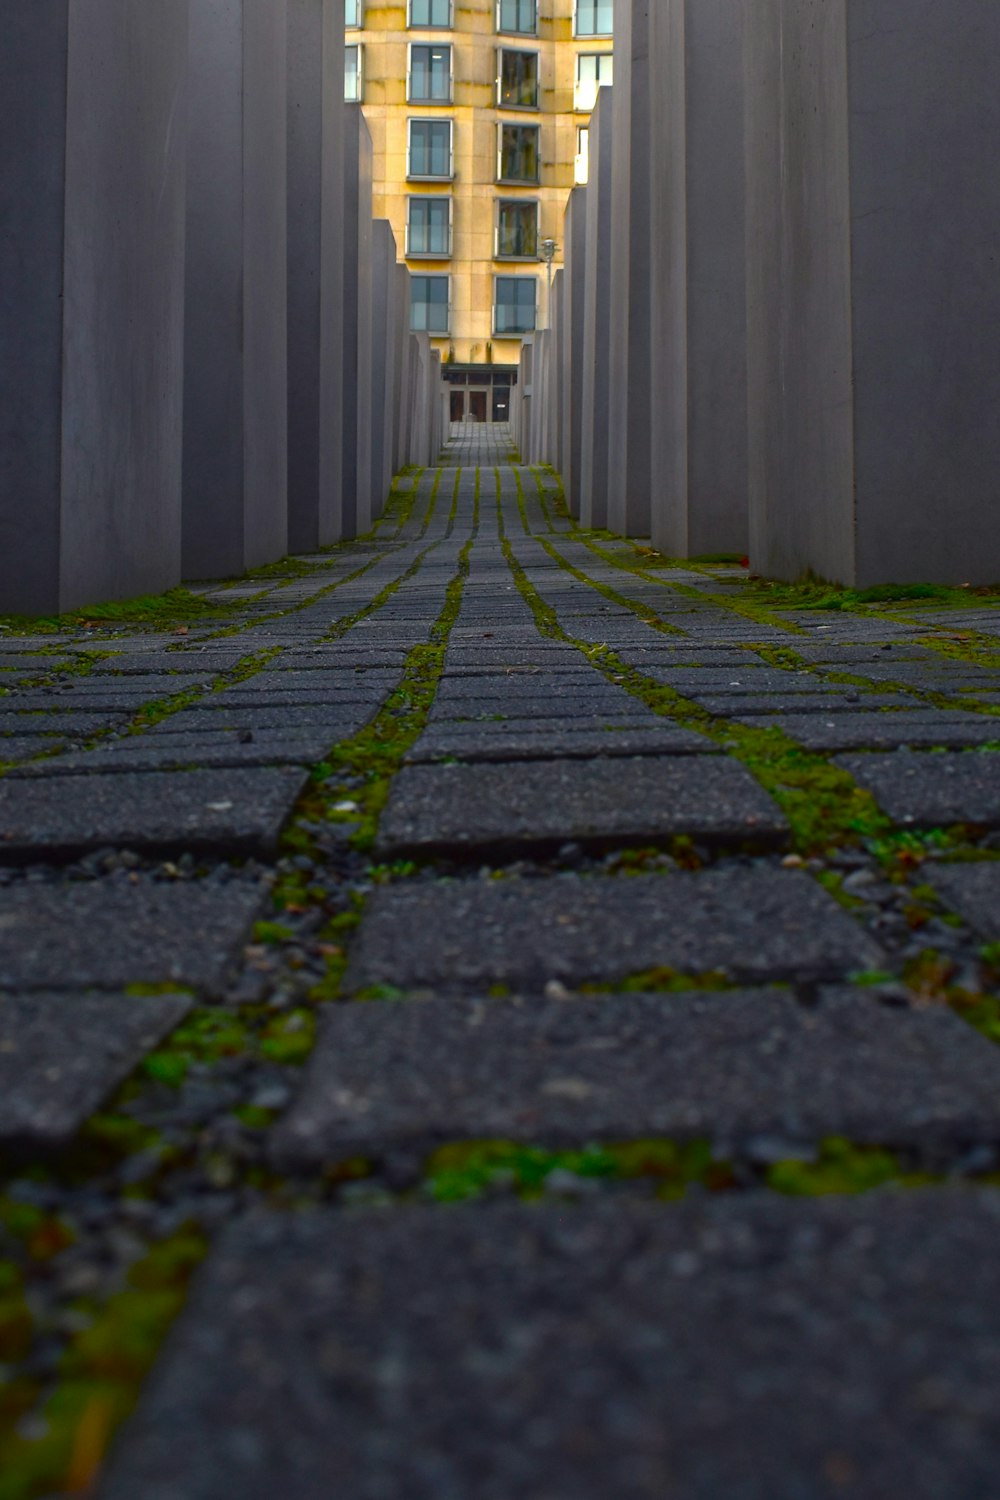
[[0, 1, 188, 615], [550, 268, 566, 478], [579, 90, 615, 531], [606, 1, 652, 538], [649, 0, 749, 559], [342, 105, 374, 539], [370, 220, 398, 520], [519, 339, 535, 462], [183, 0, 289, 579], [562, 189, 588, 518], [393, 266, 413, 476], [287, 0, 345, 552], [746, 0, 1000, 585]]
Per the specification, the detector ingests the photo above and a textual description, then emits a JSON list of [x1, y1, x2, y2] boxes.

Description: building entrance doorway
[[443, 364, 519, 425], [468, 389, 488, 423], [450, 390, 465, 422]]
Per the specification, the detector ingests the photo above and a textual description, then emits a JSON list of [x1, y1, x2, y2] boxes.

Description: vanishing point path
[[4, 429, 1000, 1495]]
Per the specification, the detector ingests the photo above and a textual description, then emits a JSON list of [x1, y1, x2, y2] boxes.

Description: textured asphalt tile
[[0, 990, 190, 1150], [926, 863, 1000, 939], [96, 1191, 1000, 1500], [273, 986, 1000, 1166], [0, 879, 265, 995], [345, 868, 883, 993], [838, 750, 1000, 827], [376, 758, 788, 857], [0, 767, 308, 861]]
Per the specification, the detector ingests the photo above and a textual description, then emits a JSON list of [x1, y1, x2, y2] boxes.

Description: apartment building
[[346, 0, 612, 417]]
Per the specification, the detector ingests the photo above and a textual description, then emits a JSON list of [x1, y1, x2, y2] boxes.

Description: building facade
[[346, 0, 612, 408]]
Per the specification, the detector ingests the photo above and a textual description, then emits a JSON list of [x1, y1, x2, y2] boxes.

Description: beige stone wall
[[349, 0, 612, 364]]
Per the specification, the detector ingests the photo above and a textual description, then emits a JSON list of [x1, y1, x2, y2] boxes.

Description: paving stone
[[376, 758, 787, 858], [692, 692, 912, 716], [0, 712, 123, 737], [838, 750, 1000, 827], [406, 724, 718, 764], [0, 879, 265, 995], [0, 767, 307, 861], [145, 705, 372, 736], [427, 696, 645, 723], [926, 863, 1000, 940], [8, 732, 337, 776], [97, 1191, 1000, 1500], [346, 868, 883, 993], [749, 713, 1000, 751], [274, 986, 1000, 1167], [0, 990, 190, 1151]]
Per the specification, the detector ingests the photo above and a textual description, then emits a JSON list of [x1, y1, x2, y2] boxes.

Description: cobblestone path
[[3, 429, 1000, 1496]]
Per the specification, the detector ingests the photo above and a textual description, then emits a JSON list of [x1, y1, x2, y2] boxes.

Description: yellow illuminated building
[[345, 0, 612, 410]]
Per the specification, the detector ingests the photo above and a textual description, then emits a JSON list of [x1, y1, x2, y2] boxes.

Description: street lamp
[[540, 237, 559, 329]]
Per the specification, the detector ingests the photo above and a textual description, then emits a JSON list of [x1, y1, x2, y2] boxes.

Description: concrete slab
[[756, 714, 1000, 753], [926, 863, 1000, 941], [0, 990, 190, 1151], [0, 879, 265, 995], [346, 867, 883, 993], [406, 724, 717, 764], [838, 751, 1000, 829], [0, 766, 307, 861], [376, 758, 788, 858], [97, 1191, 1000, 1500]]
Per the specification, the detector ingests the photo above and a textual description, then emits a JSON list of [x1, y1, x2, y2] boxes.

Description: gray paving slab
[[434, 674, 606, 700], [692, 692, 912, 716], [0, 879, 265, 995], [0, 712, 122, 737], [427, 697, 645, 723], [926, 863, 1000, 940], [376, 758, 788, 858], [97, 1191, 1000, 1500], [346, 868, 883, 993], [0, 990, 190, 1151], [0, 767, 307, 861], [0, 738, 64, 764], [750, 713, 1000, 751], [7, 732, 337, 776], [274, 986, 1000, 1167], [144, 705, 371, 736], [406, 724, 718, 764], [838, 750, 1000, 827]]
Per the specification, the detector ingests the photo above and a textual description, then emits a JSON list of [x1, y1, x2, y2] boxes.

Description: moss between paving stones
[[0, 1229, 207, 1500]]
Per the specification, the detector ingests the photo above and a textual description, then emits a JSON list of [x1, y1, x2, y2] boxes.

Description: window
[[409, 0, 452, 23], [412, 275, 450, 334], [497, 123, 540, 183], [574, 0, 612, 37], [344, 44, 363, 102], [496, 200, 539, 259], [575, 126, 590, 183], [575, 52, 613, 111], [496, 0, 537, 37], [494, 276, 537, 335], [407, 197, 452, 257], [345, 0, 363, 28], [497, 49, 538, 109], [408, 119, 454, 178], [408, 44, 452, 102]]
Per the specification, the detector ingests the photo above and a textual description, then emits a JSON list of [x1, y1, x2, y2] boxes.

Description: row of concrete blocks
[[0, 0, 443, 617], [521, 0, 1000, 587]]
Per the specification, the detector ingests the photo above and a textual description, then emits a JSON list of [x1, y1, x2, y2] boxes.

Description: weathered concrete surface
[[650, 0, 749, 558], [341, 105, 375, 538], [562, 189, 587, 518], [745, 0, 1000, 585], [578, 90, 615, 530], [182, 0, 289, 578], [0, 0, 188, 614], [286, 0, 345, 551]]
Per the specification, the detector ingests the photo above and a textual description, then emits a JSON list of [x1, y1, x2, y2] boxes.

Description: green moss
[[252, 920, 295, 946], [767, 1138, 933, 1196], [580, 967, 733, 996], [141, 1010, 254, 1088], [0, 1229, 207, 1500], [0, 588, 231, 635], [424, 1139, 734, 1202], [259, 1010, 316, 1066]]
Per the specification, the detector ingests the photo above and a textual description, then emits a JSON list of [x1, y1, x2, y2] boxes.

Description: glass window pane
[[345, 0, 362, 27], [410, 45, 451, 101], [497, 201, 538, 258], [499, 50, 538, 109], [495, 276, 536, 334], [498, 0, 536, 33], [412, 275, 450, 334], [499, 124, 539, 183], [575, 0, 613, 36], [410, 121, 451, 177], [344, 45, 361, 102], [411, 0, 451, 23], [408, 198, 450, 254]]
